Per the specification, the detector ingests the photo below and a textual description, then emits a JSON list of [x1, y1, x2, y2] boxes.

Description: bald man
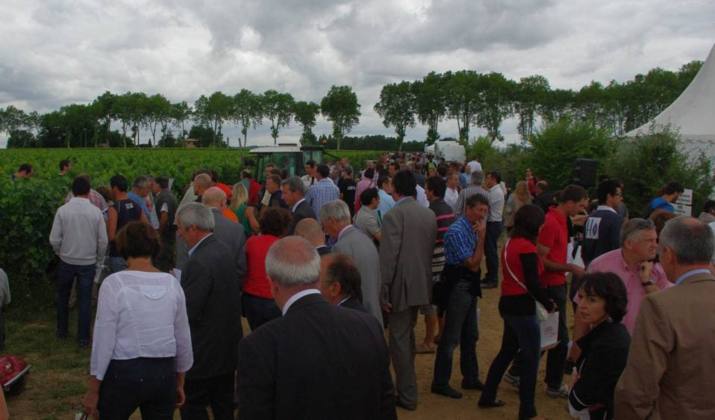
[[294, 218, 331, 256], [193, 173, 214, 202], [202, 188, 247, 284], [202, 186, 238, 223]]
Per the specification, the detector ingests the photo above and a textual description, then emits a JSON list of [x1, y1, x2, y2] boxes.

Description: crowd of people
[[4, 153, 715, 419]]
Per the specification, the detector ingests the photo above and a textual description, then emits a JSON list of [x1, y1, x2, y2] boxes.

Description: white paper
[[540, 311, 559, 350]]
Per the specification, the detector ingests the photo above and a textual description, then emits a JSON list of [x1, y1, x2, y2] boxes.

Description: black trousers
[[181, 373, 235, 420], [98, 357, 176, 420]]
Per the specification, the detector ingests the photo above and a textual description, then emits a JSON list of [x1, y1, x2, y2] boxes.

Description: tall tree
[[374, 81, 415, 151], [515, 75, 550, 141], [477, 72, 516, 143], [171, 101, 192, 141], [293, 100, 320, 145], [443, 70, 483, 144], [412, 72, 447, 145], [261, 90, 295, 144], [194, 91, 233, 147], [320, 85, 361, 150], [91, 91, 116, 146], [232, 89, 263, 147], [145, 94, 172, 146]]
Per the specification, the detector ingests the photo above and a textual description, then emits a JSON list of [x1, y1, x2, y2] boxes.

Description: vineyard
[[0, 148, 383, 311]]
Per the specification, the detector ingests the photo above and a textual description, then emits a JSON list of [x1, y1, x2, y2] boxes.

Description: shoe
[[478, 399, 506, 408], [482, 282, 498, 289], [431, 385, 463, 399], [503, 372, 520, 388], [546, 384, 569, 399], [461, 380, 484, 390], [395, 398, 417, 411]]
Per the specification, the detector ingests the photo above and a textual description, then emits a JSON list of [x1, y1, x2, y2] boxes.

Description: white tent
[[627, 44, 715, 161]]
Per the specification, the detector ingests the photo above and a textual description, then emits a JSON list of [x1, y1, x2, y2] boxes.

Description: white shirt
[[416, 185, 430, 208], [49, 197, 108, 266], [292, 198, 306, 213], [281, 289, 321, 315], [467, 160, 482, 174], [90, 271, 193, 380], [486, 184, 505, 222], [445, 187, 459, 210], [188, 233, 213, 257]]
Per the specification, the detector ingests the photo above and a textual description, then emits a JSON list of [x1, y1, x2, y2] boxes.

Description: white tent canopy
[[627, 44, 715, 161]]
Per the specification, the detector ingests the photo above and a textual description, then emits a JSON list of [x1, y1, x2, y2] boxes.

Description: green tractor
[[244, 143, 333, 182]]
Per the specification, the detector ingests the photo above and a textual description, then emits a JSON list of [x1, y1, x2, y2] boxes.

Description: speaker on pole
[[573, 158, 598, 188]]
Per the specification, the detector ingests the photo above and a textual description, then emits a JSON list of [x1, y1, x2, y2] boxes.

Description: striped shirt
[[444, 216, 477, 266], [430, 200, 456, 275], [306, 178, 340, 217]]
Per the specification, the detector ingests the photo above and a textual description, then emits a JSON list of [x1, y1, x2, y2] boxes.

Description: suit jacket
[[333, 225, 383, 326], [182, 235, 242, 380], [340, 295, 368, 313], [210, 208, 247, 284], [379, 197, 437, 312], [237, 293, 396, 420], [615, 271, 715, 420], [289, 199, 316, 234]]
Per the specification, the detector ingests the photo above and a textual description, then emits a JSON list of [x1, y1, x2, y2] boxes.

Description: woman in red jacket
[[242, 207, 292, 330], [479, 204, 554, 420]]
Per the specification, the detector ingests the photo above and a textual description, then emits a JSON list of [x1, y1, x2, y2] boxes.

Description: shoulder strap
[[503, 239, 529, 292]]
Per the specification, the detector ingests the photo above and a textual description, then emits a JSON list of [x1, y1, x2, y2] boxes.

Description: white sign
[[674, 188, 693, 216]]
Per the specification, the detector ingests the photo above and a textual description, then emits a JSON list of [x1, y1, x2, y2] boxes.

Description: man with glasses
[[581, 180, 625, 267]]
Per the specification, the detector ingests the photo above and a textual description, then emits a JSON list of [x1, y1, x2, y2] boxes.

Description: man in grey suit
[[320, 199, 383, 326], [281, 176, 316, 234], [380, 170, 437, 410], [202, 187, 247, 282], [454, 170, 488, 216]]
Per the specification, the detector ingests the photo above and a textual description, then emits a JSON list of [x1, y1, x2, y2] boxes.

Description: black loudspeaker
[[573, 159, 598, 188]]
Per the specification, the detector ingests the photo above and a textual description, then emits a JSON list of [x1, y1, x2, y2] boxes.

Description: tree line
[[0, 60, 701, 150]]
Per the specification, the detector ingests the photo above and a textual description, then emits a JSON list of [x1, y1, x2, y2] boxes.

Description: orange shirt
[[222, 208, 238, 223]]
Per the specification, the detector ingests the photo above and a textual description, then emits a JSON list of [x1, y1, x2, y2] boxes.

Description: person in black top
[[479, 204, 554, 419], [568, 272, 629, 420], [581, 180, 624, 267], [338, 168, 357, 217], [107, 175, 145, 273], [319, 253, 367, 313]]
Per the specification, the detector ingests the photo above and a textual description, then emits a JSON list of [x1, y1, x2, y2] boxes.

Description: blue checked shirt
[[306, 178, 340, 217], [444, 216, 477, 265]]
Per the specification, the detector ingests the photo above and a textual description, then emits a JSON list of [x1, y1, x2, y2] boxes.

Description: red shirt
[[501, 237, 544, 296], [243, 234, 280, 299], [248, 179, 261, 206], [538, 207, 568, 286]]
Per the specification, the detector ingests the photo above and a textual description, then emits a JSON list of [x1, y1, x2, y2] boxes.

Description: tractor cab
[[245, 143, 326, 182]]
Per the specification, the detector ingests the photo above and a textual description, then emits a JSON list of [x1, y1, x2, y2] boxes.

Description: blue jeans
[[432, 279, 479, 387], [56, 261, 96, 342], [480, 314, 541, 419], [484, 221, 503, 284], [242, 293, 281, 331]]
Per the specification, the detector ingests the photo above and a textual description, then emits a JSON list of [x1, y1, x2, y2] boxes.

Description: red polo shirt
[[501, 237, 545, 296], [243, 234, 280, 299], [538, 207, 568, 287]]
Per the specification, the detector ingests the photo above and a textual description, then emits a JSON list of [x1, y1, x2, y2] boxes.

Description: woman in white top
[[82, 221, 193, 419]]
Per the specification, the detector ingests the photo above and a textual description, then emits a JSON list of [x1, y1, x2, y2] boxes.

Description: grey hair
[[659, 216, 714, 264], [265, 236, 321, 287], [319, 200, 351, 223], [133, 175, 149, 189], [176, 202, 215, 232], [620, 218, 655, 246], [470, 170, 484, 185], [281, 176, 306, 194]]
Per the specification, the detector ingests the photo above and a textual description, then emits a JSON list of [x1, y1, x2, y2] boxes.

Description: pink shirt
[[586, 249, 672, 334]]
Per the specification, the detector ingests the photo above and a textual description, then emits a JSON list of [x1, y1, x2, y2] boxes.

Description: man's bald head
[[201, 187, 226, 208], [294, 218, 326, 247], [193, 173, 213, 195]]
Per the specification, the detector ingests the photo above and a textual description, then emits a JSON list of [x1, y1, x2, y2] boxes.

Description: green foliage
[[374, 81, 416, 150], [319, 134, 425, 151], [467, 137, 531, 187], [605, 130, 712, 217], [527, 118, 614, 190], [260, 90, 295, 144], [412, 72, 447, 145], [320, 85, 361, 150]]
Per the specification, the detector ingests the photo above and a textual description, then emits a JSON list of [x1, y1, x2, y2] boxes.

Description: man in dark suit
[[281, 176, 316, 234], [379, 170, 437, 410], [319, 253, 368, 313], [202, 187, 247, 282], [237, 236, 396, 420], [177, 203, 242, 420], [295, 218, 331, 256]]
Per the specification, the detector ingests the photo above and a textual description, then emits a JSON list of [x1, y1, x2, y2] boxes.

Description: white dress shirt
[[281, 289, 321, 315], [445, 187, 459, 210], [49, 197, 108, 266], [416, 185, 430, 208], [486, 184, 505, 222], [90, 271, 193, 380]]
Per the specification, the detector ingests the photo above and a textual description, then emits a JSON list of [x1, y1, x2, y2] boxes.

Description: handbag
[[503, 239, 549, 322]]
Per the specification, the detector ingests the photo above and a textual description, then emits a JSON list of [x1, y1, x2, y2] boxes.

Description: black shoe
[[482, 282, 498, 289], [478, 399, 506, 408], [461, 380, 485, 390], [395, 398, 417, 411], [431, 385, 463, 399]]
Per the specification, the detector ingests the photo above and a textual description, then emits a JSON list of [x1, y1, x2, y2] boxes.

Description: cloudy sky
[[1, 0, 714, 148]]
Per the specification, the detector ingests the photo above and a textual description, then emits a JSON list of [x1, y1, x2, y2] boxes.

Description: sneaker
[[503, 372, 520, 388], [546, 384, 569, 399]]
